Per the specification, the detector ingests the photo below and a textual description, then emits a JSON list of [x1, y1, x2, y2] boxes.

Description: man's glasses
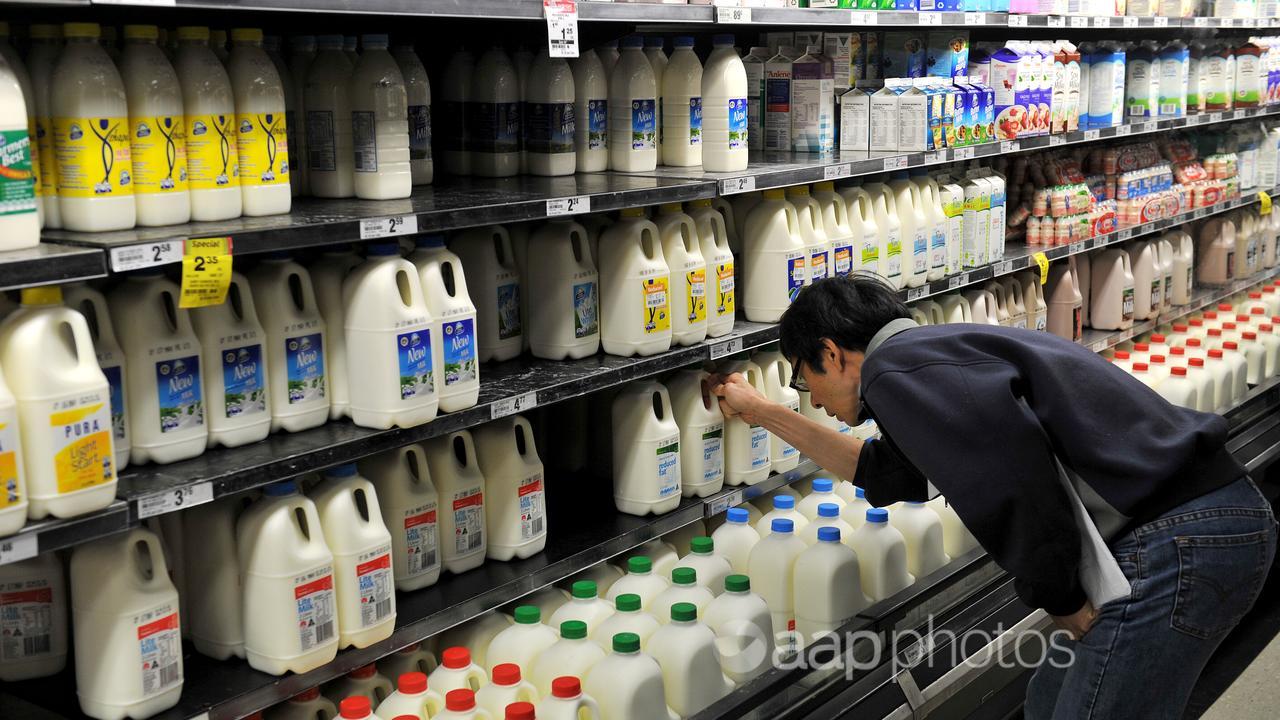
[[789, 359, 810, 392]]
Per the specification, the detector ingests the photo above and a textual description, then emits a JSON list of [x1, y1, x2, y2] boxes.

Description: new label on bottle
[[686, 268, 706, 323], [442, 319, 477, 387], [631, 99, 657, 150], [130, 116, 188, 194], [397, 329, 434, 400], [49, 395, 113, 493], [102, 364, 126, 443], [587, 100, 607, 150], [285, 332, 325, 404], [716, 263, 735, 318], [526, 102, 575, 154], [185, 114, 239, 190], [518, 473, 546, 540], [574, 278, 598, 338], [688, 98, 703, 146], [135, 604, 181, 696], [293, 567, 336, 650], [53, 117, 133, 198], [728, 98, 748, 150], [452, 488, 484, 554], [642, 277, 670, 334], [701, 424, 723, 483], [355, 547, 394, 627], [0, 420, 17, 511], [656, 435, 680, 498], [404, 503, 439, 576], [930, 228, 946, 270], [786, 252, 806, 302], [913, 230, 927, 274], [0, 129, 35, 216], [497, 282, 521, 341], [222, 344, 266, 418], [0, 582, 52, 660], [235, 112, 289, 187], [156, 356, 204, 433]]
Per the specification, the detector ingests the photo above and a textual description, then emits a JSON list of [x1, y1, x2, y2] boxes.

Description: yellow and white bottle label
[[716, 262, 736, 318], [235, 112, 289, 187], [0, 419, 19, 510], [53, 117, 133, 198], [50, 398, 114, 494], [129, 115, 188, 195], [26, 117, 42, 199], [34, 116, 56, 198], [642, 277, 671, 334], [185, 113, 240, 191], [686, 268, 707, 323]]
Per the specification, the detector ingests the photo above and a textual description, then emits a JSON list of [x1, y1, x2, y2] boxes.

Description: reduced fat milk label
[[749, 425, 769, 469], [408, 104, 432, 161], [631, 99, 657, 150], [397, 329, 434, 400], [49, 396, 113, 494], [130, 115, 188, 195], [786, 251, 806, 302], [781, 399, 800, 458], [519, 473, 546, 540], [442, 319, 477, 387], [102, 364, 126, 443], [497, 281, 522, 340], [642, 277, 671, 334], [0, 417, 18, 511], [134, 604, 181, 696], [686, 268, 707, 323], [525, 102, 576, 154], [185, 114, 239, 190], [701, 424, 724, 484], [0, 581, 53, 661], [285, 333, 326, 404], [728, 98, 748, 150], [352, 111, 378, 172], [656, 435, 680, 498], [452, 488, 484, 555], [715, 262, 735, 319], [885, 229, 903, 279], [306, 110, 337, 172], [688, 98, 703, 145], [293, 567, 336, 650], [403, 503, 439, 577], [355, 547, 394, 628], [53, 117, 133, 198], [471, 102, 521, 153], [913, 230, 928, 275], [156, 356, 204, 433], [574, 279, 599, 338], [222, 344, 267, 419], [834, 244, 853, 276], [0, 129, 36, 216], [587, 99, 607, 151], [235, 112, 289, 187], [810, 248, 829, 281]]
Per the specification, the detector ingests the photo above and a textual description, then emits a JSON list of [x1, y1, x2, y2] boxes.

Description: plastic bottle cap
[[1114, 350, 1131, 359], [124, 25, 158, 40], [30, 24, 61, 40], [1150, 355, 1166, 364], [867, 508, 889, 523], [415, 234, 447, 248], [293, 688, 321, 702], [773, 495, 795, 509], [1204, 312, 1218, 320], [571, 580, 597, 599], [1133, 363, 1148, 372], [1219, 303, 1234, 311], [1151, 333, 1166, 343], [1190, 319, 1204, 327], [787, 185, 810, 197], [1187, 338, 1202, 347], [612, 632, 641, 653], [812, 478, 834, 493], [397, 672, 427, 694], [1246, 332, 1258, 340], [725, 574, 750, 592], [340, 697, 371, 719], [726, 507, 749, 524], [713, 33, 735, 45], [771, 518, 794, 533], [366, 242, 400, 256], [658, 202, 684, 215], [177, 26, 210, 41], [815, 181, 835, 192], [818, 526, 841, 542], [763, 189, 785, 200], [690, 536, 714, 554], [689, 198, 712, 209], [621, 35, 644, 48], [1172, 367, 1188, 376], [672, 567, 696, 585], [1190, 358, 1205, 367], [445, 689, 476, 712], [63, 23, 101, 38], [551, 676, 582, 699], [1225, 341, 1239, 350], [20, 287, 62, 306], [620, 207, 645, 218], [262, 481, 297, 497], [1224, 322, 1237, 330], [855, 486, 866, 499], [362, 33, 389, 46], [627, 556, 652, 574], [1237, 315, 1251, 322], [1263, 325, 1274, 332], [231, 28, 264, 43], [615, 593, 641, 612], [674, 36, 695, 48], [493, 663, 522, 686], [1173, 324, 1188, 332], [1254, 307, 1267, 315], [1171, 347, 1185, 356], [560, 620, 588, 639], [349, 664, 376, 679], [513, 605, 541, 624], [505, 702, 536, 720], [644, 36, 664, 48], [1134, 342, 1150, 351], [1251, 292, 1262, 299], [1209, 350, 1225, 359], [441, 647, 471, 669], [671, 602, 698, 622], [325, 463, 359, 477], [817, 503, 840, 518]]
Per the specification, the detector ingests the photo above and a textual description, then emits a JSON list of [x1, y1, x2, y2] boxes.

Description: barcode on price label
[[716, 6, 752, 22], [546, 196, 591, 216], [1118, 228, 1134, 241], [1071, 15, 1088, 27], [544, 0, 579, 58], [720, 176, 756, 194], [1001, 141, 1020, 153], [1210, 112, 1223, 123], [1194, 16, 1208, 25], [954, 147, 975, 160], [137, 482, 214, 519], [1047, 15, 1065, 27], [883, 155, 909, 171], [1070, 241, 1086, 253], [1050, 135, 1066, 147], [706, 490, 744, 518], [947, 274, 966, 290], [0, 534, 37, 565], [710, 337, 745, 360], [1008, 14, 1028, 26], [110, 241, 183, 272], [491, 391, 537, 420], [1115, 124, 1132, 136], [824, 164, 852, 180], [359, 215, 418, 240]]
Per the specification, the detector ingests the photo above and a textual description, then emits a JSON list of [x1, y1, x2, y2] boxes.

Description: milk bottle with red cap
[[849, 508, 914, 602], [531, 621, 606, 697], [438, 689, 491, 719], [378, 643, 437, 687], [430, 647, 488, 695], [1157, 366, 1199, 408], [440, 612, 512, 671], [648, 602, 733, 716], [375, 671, 444, 720], [536, 677, 601, 720], [476, 664, 537, 717], [326, 664, 393, 706], [336, 697, 382, 720], [485, 605, 558, 674], [267, 687, 336, 720]]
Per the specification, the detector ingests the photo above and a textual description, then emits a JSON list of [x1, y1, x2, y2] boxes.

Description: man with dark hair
[[712, 273, 1278, 719]]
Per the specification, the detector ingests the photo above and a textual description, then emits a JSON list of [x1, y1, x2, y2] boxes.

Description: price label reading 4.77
[[544, 0, 579, 58], [491, 391, 538, 420], [359, 215, 419, 239]]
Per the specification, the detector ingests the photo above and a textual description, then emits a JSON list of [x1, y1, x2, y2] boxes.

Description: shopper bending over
[[711, 274, 1278, 720]]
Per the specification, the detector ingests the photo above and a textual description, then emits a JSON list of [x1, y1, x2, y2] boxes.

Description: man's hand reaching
[[710, 372, 771, 426]]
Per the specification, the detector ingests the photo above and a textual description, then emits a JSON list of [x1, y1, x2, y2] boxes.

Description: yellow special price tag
[[179, 236, 233, 308], [1260, 191, 1273, 216], [1033, 252, 1049, 285]]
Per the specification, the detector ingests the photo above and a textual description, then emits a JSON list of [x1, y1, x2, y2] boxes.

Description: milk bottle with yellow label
[[451, 227, 523, 363], [189, 273, 272, 448], [359, 444, 442, 591], [349, 35, 410, 199], [0, 360, 23, 536], [666, 369, 725, 499], [308, 246, 361, 420], [391, 44, 432, 186], [612, 381, 682, 516], [53, 23, 136, 232], [743, 189, 805, 323], [599, 208, 673, 356], [474, 415, 548, 561], [249, 255, 330, 432], [173, 27, 241, 221], [306, 35, 354, 198], [121, 25, 191, 227], [721, 359, 772, 486], [410, 236, 480, 413], [62, 284, 130, 471], [108, 274, 207, 465], [655, 203, 709, 347], [685, 199, 736, 337], [26, 24, 61, 230], [425, 431, 488, 574], [528, 219, 600, 360], [228, 28, 290, 215]]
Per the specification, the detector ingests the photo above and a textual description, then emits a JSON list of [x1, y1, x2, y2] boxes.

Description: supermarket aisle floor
[[1199, 631, 1280, 720]]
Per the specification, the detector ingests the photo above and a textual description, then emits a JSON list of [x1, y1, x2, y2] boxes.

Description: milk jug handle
[[512, 416, 536, 458], [68, 317, 103, 373], [452, 432, 479, 469], [135, 531, 170, 587], [404, 445, 433, 487]]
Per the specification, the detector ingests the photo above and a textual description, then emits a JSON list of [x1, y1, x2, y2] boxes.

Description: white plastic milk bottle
[[748, 518, 807, 641], [228, 28, 291, 215], [702, 34, 749, 172], [648, 602, 733, 717], [528, 219, 600, 360], [755, 350, 801, 472], [525, 49, 576, 177], [537, 677, 602, 720], [360, 444, 440, 591], [476, 664, 538, 717], [595, 593, 662, 651], [800, 503, 855, 547], [685, 199, 736, 337], [743, 189, 805, 322], [306, 35, 355, 198], [441, 49, 473, 176], [814, 182, 855, 278], [794, 527, 867, 645], [0, 553, 67, 681], [662, 37, 702, 168], [926, 496, 979, 558], [612, 379, 682, 516], [470, 46, 520, 178], [915, 174, 948, 282], [710, 507, 760, 574], [431, 647, 488, 695], [26, 24, 60, 232], [703, 573, 773, 684], [343, 243, 438, 429], [189, 273, 271, 448], [655, 203, 709, 346], [473, 415, 548, 561], [173, 26, 242, 221], [788, 185, 831, 285], [849, 508, 914, 602], [840, 187, 881, 278], [390, 44, 432, 186], [248, 255, 331, 431], [0, 365, 22, 529], [607, 556, 670, 610], [674, 536, 732, 597], [798, 478, 846, 520], [237, 482, 339, 675], [62, 284, 130, 471], [425, 431, 488, 573], [486, 605, 558, 674], [610, 36, 658, 172], [183, 495, 248, 660], [721, 359, 772, 485], [599, 208, 673, 356], [756, 494, 809, 536], [348, 35, 410, 199], [532, 620, 606, 696], [451, 226, 523, 362], [108, 274, 207, 464], [326, 665, 393, 706], [71, 529, 183, 720], [570, 49, 608, 173], [120, 25, 191, 227], [376, 672, 444, 720], [440, 611, 511, 669], [52, 22, 136, 232], [863, 182, 904, 289], [308, 246, 361, 420], [584, 632, 678, 720], [650, 567, 715, 622], [890, 501, 951, 578], [574, 562, 623, 596], [411, 236, 480, 413], [666, 369, 725, 499], [889, 176, 928, 290]]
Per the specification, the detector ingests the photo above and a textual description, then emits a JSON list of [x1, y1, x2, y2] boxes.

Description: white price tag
[[94, 0, 176, 5], [883, 155, 909, 171], [0, 534, 36, 565], [906, 286, 927, 301], [965, 12, 984, 24], [947, 275, 962, 290], [1123, 15, 1138, 26], [851, 10, 878, 24], [546, 195, 591, 216], [706, 489, 745, 518], [1194, 16, 1209, 26], [1115, 124, 1132, 136], [1071, 15, 1089, 27], [710, 336, 745, 360], [997, 260, 1014, 276], [1008, 14, 1028, 26], [720, 176, 756, 194], [1047, 15, 1065, 27], [491, 391, 538, 420], [1118, 228, 1134, 241], [1093, 16, 1110, 26], [359, 215, 418, 240], [1050, 135, 1066, 147], [824, 163, 852, 180], [953, 147, 975, 160], [110, 241, 183, 272], [544, 0, 579, 58], [1084, 129, 1100, 140], [1001, 141, 1020, 153], [1069, 241, 1086, 254], [921, 11, 943, 25], [716, 6, 752, 22], [137, 482, 214, 519], [1153, 16, 1168, 26], [1210, 112, 1223, 123]]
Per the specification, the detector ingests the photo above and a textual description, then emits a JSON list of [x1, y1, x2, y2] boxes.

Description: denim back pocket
[[1172, 530, 1274, 640]]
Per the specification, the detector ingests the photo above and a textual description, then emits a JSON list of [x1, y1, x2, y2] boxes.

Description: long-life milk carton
[[839, 87, 870, 152]]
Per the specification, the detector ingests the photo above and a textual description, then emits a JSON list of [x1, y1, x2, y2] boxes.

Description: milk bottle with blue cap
[[411, 235, 480, 412], [584, 632, 678, 720], [794, 527, 867, 643], [743, 189, 805, 323], [305, 35, 355, 198], [349, 34, 411, 200], [189, 273, 272, 448], [710, 508, 760, 574], [249, 254, 330, 432], [609, 36, 658, 172], [648, 602, 733, 716], [748, 518, 807, 641], [612, 380, 682, 516], [666, 369, 725, 498], [62, 284, 130, 471], [228, 28, 291, 215], [607, 556, 670, 611], [755, 494, 809, 536], [889, 501, 950, 579], [424, 431, 487, 574], [702, 35, 749, 172], [800, 503, 855, 547], [797, 479, 847, 520], [849, 508, 914, 602], [599, 208, 672, 356]]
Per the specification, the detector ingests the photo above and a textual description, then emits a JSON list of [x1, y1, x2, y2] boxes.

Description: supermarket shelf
[[86, 0, 717, 20], [0, 242, 108, 292], [44, 174, 716, 273], [0, 501, 131, 567]]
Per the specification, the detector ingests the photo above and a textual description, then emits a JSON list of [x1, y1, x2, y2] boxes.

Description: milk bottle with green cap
[[25, 24, 60, 230], [606, 556, 670, 611], [648, 602, 733, 716], [594, 593, 662, 652], [674, 537, 732, 597], [120, 25, 191, 227], [228, 28, 290, 215], [485, 605, 558, 674], [532, 621, 606, 698], [174, 26, 241, 221], [584, 632, 679, 720], [651, 567, 715, 623]]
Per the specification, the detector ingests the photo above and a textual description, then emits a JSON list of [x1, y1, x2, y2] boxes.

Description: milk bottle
[[475, 664, 538, 717], [813, 182, 855, 278], [120, 25, 191, 227], [249, 256, 330, 430], [62, 285, 130, 471], [410, 236, 480, 412], [228, 28, 291, 215], [532, 621, 606, 696], [326, 665, 394, 706], [841, 187, 882, 277], [182, 495, 248, 660], [348, 35, 410, 199], [599, 208, 672, 356], [596, 40, 620, 79], [306, 36, 355, 197], [1167, 231, 1193, 306], [655, 204, 709, 346], [889, 176, 929, 290], [609, 36, 658, 172], [486, 605, 558, 674], [284, 37, 315, 197], [471, 47, 520, 178], [1220, 342, 1250, 399], [440, 611, 512, 669], [755, 350, 800, 472], [524, 50, 575, 177], [26, 25, 60, 231], [424, 431, 487, 574], [639, 537, 681, 579], [390, 45, 432, 186], [440, 49, 473, 176], [643, 38, 667, 161], [864, 182, 905, 289], [666, 369, 725, 499], [1240, 331, 1269, 384], [0, 554, 67, 681], [474, 415, 547, 561], [648, 602, 733, 716], [849, 508, 914, 602], [756, 494, 809, 537], [788, 185, 831, 285], [538, 677, 601, 720], [267, 688, 336, 720], [664, 521, 706, 557], [1090, 248, 1135, 331], [1157, 366, 1199, 408], [376, 672, 444, 720], [106, 274, 207, 464], [382, 645, 439, 690], [264, 37, 298, 192], [926, 496, 979, 558], [569, 50, 607, 174], [528, 219, 599, 359], [794, 527, 866, 645], [797, 478, 846, 520], [306, 247, 360, 420], [749, 518, 807, 640], [172, 27, 241, 221], [0, 364, 23, 539], [611, 381, 682, 515], [703, 573, 773, 684], [660, 37, 702, 168], [209, 30, 229, 65], [594, 593, 662, 653], [190, 273, 271, 448], [673, 537, 733, 599], [584, 632, 678, 720], [889, 502, 950, 579], [743, 189, 805, 322], [52, 23, 136, 231], [71, 529, 182, 720], [684, 199, 735, 338], [915, 174, 948, 282], [1045, 261, 1083, 341], [431, 647, 488, 695], [699, 35, 748, 173], [934, 177, 965, 275], [334, 697, 381, 720], [650, 567, 716, 622], [608, 556, 671, 610], [800, 503, 856, 547], [1127, 241, 1159, 321], [438, 690, 491, 720], [719, 359, 772, 486], [573, 562, 623, 596]]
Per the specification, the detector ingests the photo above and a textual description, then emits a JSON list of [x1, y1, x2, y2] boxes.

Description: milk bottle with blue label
[[609, 36, 658, 172], [662, 37, 702, 168], [451, 227, 523, 363], [644, 38, 667, 161], [526, 49, 576, 177], [863, 181, 904, 289], [249, 255, 330, 431], [814, 182, 855, 278], [787, 185, 830, 285], [702, 35, 749, 172], [570, 50, 608, 173], [666, 369, 725, 498], [528, 219, 600, 360], [108, 274, 207, 464], [613, 381, 682, 516], [189, 273, 272, 448], [392, 45, 432, 186], [472, 46, 520, 178], [410, 236, 480, 413], [743, 189, 805, 323], [63, 284, 130, 471]]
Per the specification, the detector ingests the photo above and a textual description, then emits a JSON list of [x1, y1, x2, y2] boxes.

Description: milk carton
[[765, 48, 793, 151], [869, 82, 903, 152], [927, 32, 969, 79], [1158, 41, 1189, 118], [791, 46, 834, 154], [991, 47, 1029, 140], [1126, 43, 1159, 120], [1088, 44, 1127, 129], [838, 88, 870, 152], [883, 32, 928, 79]]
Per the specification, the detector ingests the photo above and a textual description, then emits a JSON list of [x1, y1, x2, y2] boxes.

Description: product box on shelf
[[870, 81, 904, 152], [839, 87, 871, 152], [883, 32, 928, 80], [927, 32, 970, 80]]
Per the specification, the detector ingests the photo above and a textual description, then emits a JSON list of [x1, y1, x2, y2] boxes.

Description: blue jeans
[[1024, 476, 1278, 720]]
